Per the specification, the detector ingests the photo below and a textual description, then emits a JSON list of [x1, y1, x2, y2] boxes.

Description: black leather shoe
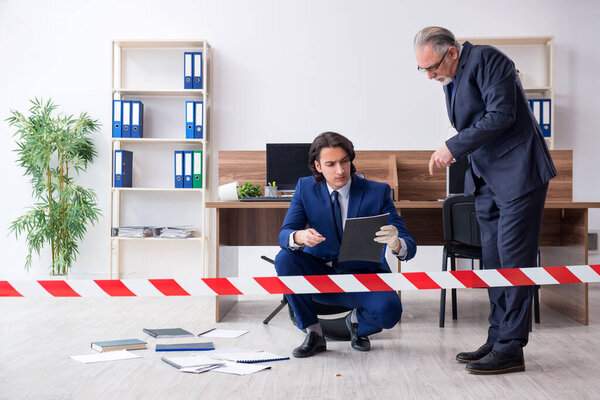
[[345, 313, 370, 352], [456, 343, 493, 363], [466, 350, 525, 374], [292, 332, 326, 358]]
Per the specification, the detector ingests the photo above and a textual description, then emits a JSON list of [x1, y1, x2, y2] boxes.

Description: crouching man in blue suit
[[274, 131, 417, 358]]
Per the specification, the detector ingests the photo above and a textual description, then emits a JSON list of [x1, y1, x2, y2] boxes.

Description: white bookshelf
[[458, 36, 555, 149], [110, 39, 211, 279]]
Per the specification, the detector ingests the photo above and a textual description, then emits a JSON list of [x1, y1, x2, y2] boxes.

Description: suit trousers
[[474, 177, 549, 355], [274, 248, 403, 337]]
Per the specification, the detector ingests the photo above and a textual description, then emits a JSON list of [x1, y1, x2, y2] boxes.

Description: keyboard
[[240, 197, 292, 202]]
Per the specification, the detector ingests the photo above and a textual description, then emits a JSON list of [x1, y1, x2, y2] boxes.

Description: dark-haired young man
[[274, 131, 416, 358]]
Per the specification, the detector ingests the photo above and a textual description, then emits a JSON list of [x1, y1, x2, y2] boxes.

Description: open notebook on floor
[[214, 351, 289, 363]]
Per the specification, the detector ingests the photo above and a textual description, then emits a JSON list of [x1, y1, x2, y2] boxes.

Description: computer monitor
[[266, 143, 312, 191]]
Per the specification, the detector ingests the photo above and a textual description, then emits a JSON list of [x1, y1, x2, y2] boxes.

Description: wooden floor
[[1, 285, 599, 400]]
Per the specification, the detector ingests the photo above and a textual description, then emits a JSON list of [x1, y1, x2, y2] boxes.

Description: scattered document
[[197, 329, 249, 338], [161, 354, 224, 370], [179, 365, 222, 374], [214, 351, 289, 363], [212, 362, 271, 375], [70, 349, 142, 364], [338, 213, 389, 263]]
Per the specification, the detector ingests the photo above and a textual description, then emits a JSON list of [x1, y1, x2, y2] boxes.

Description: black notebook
[[338, 213, 389, 263], [155, 342, 215, 352], [142, 328, 194, 338]]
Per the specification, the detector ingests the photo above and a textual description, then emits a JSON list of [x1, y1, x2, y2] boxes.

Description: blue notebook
[[155, 342, 215, 352]]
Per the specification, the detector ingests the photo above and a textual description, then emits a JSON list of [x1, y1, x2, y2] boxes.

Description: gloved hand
[[374, 225, 402, 253]]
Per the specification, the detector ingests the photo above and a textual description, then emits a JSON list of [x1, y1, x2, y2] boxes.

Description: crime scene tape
[[1, 265, 599, 298]]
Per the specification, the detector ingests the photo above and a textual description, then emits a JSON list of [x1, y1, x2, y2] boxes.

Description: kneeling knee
[[274, 249, 297, 276]]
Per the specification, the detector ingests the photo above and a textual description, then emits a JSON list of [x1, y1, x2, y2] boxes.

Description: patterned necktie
[[332, 191, 343, 241]]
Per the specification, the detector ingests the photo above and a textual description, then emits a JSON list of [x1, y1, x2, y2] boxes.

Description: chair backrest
[[442, 194, 481, 247]]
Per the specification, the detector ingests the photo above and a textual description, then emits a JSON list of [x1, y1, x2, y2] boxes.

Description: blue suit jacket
[[278, 175, 416, 273], [445, 42, 556, 202]]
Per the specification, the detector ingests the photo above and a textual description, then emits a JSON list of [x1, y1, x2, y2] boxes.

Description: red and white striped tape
[[1, 265, 599, 298]]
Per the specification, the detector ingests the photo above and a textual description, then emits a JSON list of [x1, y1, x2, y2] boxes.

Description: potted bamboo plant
[[7, 98, 101, 276]]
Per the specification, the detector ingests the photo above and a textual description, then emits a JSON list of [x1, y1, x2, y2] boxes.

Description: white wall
[[1, 0, 599, 279]]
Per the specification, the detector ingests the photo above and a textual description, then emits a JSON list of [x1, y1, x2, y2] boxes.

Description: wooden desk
[[211, 149, 598, 324], [207, 200, 600, 324]]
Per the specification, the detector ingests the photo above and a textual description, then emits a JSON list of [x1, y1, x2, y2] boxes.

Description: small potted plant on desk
[[237, 181, 262, 199]]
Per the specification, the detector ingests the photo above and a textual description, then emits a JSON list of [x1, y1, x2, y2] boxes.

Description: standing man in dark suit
[[275, 131, 416, 358], [414, 26, 556, 374]]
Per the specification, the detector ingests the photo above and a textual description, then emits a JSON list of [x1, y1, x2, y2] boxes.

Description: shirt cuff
[[392, 238, 408, 260], [288, 231, 302, 249]]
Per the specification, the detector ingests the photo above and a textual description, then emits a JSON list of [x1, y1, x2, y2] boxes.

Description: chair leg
[[440, 247, 448, 328], [533, 286, 540, 324], [451, 255, 457, 320], [263, 296, 288, 325], [534, 249, 541, 324]]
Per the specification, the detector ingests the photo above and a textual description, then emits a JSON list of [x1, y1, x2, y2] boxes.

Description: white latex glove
[[374, 225, 401, 253]]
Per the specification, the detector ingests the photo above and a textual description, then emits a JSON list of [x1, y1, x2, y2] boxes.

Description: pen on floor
[[197, 328, 216, 337]]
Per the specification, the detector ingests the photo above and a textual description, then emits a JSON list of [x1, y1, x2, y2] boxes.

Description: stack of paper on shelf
[[115, 226, 154, 238], [152, 226, 197, 238]]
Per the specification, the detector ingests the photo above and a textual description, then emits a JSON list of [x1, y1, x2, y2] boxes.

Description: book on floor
[[161, 354, 224, 370], [91, 338, 147, 352], [142, 328, 194, 338], [155, 342, 214, 352], [215, 351, 289, 363]]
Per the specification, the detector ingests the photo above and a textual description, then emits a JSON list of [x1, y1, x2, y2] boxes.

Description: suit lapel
[[450, 41, 472, 122], [347, 175, 364, 219], [444, 84, 453, 123]]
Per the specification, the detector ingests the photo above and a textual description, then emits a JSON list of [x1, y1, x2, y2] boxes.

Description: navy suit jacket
[[445, 42, 556, 202], [278, 175, 416, 273]]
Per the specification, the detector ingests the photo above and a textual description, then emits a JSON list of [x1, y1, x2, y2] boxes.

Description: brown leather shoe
[[292, 331, 326, 358]]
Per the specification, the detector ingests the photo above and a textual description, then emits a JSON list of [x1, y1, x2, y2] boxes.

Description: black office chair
[[439, 195, 540, 328], [261, 256, 352, 341], [440, 195, 483, 328]]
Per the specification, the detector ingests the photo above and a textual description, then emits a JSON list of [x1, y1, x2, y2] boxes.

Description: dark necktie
[[332, 191, 343, 241]]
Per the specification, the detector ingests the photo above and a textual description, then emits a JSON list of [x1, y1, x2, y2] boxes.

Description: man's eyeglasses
[[417, 48, 449, 73]]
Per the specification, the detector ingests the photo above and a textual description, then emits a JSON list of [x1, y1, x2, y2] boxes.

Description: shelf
[[111, 236, 205, 242], [523, 86, 552, 94], [113, 138, 205, 144], [114, 40, 209, 49], [112, 187, 204, 193], [458, 36, 553, 46], [110, 38, 211, 279], [113, 88, 205, 97]]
